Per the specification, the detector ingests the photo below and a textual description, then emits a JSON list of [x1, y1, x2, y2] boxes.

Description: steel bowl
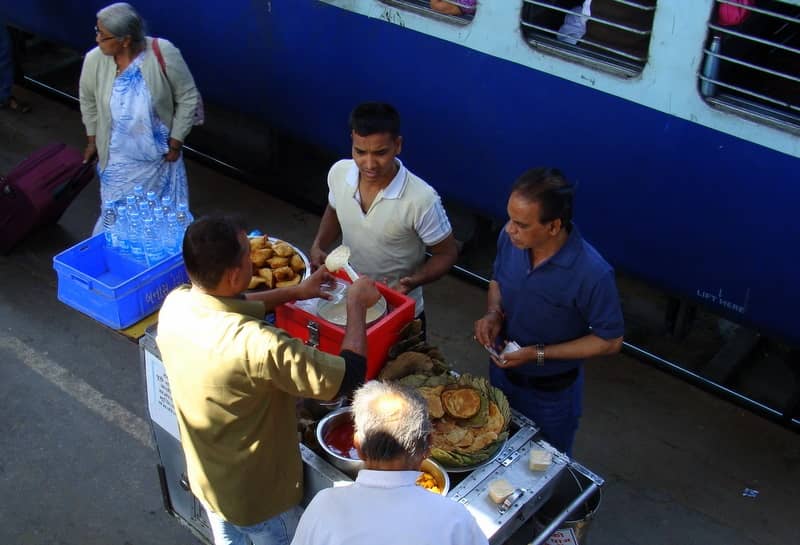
[[315, 407, 364, 478], [419, 457, 450, 496]]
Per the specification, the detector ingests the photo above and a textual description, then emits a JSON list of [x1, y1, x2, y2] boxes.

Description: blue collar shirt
[[492, 225, 624, 376]]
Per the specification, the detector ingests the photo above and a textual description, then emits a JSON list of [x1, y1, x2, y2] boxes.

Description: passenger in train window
[[430, 0, 477, 17], [79, 2, 200, 234], [473, 168, 624, 457], [310, 102, 459, 336], [557, 0, 592, 45]]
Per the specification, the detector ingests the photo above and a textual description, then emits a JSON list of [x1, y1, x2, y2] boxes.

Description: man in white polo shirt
[[310, 102, 458, 332]]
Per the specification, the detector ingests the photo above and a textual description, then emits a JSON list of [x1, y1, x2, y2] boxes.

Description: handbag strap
[[152, 37, 167, 75]]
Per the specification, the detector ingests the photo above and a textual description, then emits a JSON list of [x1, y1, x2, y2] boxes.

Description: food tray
[[447, 411, 567, 544]]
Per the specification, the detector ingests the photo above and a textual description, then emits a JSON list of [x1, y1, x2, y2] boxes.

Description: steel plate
[[316, 294, 387, 326], [247, 236, 310, 290]]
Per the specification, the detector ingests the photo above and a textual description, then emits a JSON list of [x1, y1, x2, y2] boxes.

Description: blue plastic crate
[[53, 234, 188, 329]]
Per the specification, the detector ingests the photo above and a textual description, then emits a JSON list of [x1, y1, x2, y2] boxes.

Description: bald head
[[352, 381, 431, 462]]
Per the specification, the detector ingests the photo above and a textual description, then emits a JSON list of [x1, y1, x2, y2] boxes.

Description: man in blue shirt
[[474, 167, 624, 456]]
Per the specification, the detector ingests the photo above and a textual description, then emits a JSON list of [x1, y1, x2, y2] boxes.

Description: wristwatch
[[535, 344, 545, 366]]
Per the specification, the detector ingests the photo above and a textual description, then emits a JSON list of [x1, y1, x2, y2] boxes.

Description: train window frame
[[379, 0, 476, 25], [698, 0, 800, 135], [519, 0, 658, 78]]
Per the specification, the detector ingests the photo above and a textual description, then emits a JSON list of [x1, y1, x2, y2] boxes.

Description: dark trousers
[[489, 364, 583, 457]]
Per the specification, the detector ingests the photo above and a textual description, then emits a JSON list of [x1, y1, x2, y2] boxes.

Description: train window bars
[[699, 0, 800, 134], [380, 0, 476, 25], [520, 0, 657, 77]]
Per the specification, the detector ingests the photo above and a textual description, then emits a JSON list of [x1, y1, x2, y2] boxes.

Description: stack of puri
[[248, 235, 306, 290]]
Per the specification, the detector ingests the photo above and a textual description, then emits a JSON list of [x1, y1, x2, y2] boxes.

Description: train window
[[380, 0, 476, 25], [699, 1, 800, 133], [520, 0, 658, 77]]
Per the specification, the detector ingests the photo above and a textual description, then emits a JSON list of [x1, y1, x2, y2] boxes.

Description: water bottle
[[146, 190, 160, 212], [700, 36, 721, 97], [133, 184, 146, 204], [101, 200, 117, 248], [175, 202, 193, 236], [160, 194, 174, 216], [138, 201, 153, 222], [125, 194, 138, 213], [127, 208, 145, 262], [115, 205, 131, 254], [153, 207, 168, 252], [142, 217, 164, 266], [165, 211, 182, 254]]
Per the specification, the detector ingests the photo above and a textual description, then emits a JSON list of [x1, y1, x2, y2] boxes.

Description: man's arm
[[500, 269, 625, 368], [310, 204, 342, 270], [334, 278, 381, 398], [473, 280, 504, 347], [499, 334, 622, 368], [397, 233, 459, 294], [243, 267, 331, 312]]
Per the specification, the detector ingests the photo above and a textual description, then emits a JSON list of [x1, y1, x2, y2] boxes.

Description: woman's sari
[[93, 53, 189, 233]]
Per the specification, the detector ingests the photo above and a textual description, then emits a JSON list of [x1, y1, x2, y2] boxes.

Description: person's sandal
[[0, 96, 31, 113]]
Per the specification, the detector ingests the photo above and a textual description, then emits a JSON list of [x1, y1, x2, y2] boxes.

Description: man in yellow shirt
[[157, 214, 379, 545]]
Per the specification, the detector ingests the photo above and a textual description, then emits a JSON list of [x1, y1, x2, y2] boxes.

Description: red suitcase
[[0, 143, 95, 253]]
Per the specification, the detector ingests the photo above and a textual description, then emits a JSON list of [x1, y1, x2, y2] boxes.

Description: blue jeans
[[490, 364, 583, 457], [204, 505, 303, 545], [0, 24, 12, 102]]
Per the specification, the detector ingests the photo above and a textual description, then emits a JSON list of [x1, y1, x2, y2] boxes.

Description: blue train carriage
[[304, 0, 799, 342], [5, 0, 799, 343]]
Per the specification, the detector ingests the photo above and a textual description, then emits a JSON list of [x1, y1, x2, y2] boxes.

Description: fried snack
[[272, 242, 295, 257], [249, 235, 268, 250], [248, 276, 267, 290], [379, 351, 434, 381], [441, 386, 482, 419], [484, 402, 504, 435], [273, 266, 295, 282], [251, 248, 273, 267], [276, 275, 301, 288], [418, 385, 445, 419], [257, 268, 275, 289], [247, 236, 306, 291], [267, 256, 289, 269], [468, 431, 498, 452], [289, 254, 306, 273]]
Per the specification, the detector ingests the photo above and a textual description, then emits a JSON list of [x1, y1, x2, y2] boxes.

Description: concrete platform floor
[[1, 87, 798, 545]]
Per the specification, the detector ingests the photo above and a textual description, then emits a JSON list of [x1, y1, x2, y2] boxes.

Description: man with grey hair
[[291, 381, 488, 545]]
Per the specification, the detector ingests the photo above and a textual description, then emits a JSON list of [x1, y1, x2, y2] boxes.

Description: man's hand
[[347, 277, 381, 310], [490, 345, 533, 369], [309, 245, 327, 271], [473, 310, 503, 349], [340, 277, 381, 358], [397, 275, 418, 294], [296, 267, 334, 301]]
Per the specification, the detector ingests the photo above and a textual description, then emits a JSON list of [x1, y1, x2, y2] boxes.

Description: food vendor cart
[[140, 323, 603, 545]]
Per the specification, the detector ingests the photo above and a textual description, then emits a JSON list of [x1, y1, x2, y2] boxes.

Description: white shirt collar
[[345, 158, 408, 201], [354, 469, 420, 488]]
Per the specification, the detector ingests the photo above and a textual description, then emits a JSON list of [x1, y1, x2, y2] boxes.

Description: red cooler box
[[275, 273, 415, 379]]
